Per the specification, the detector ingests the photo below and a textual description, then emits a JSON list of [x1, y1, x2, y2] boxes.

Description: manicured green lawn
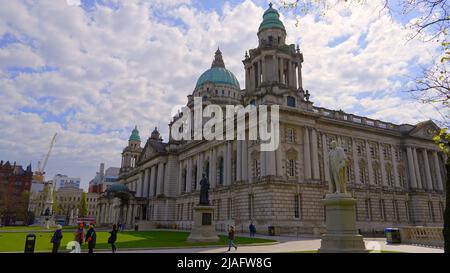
[[0, 230, 276, 253], [0, 226, 78, 231], [289, 250, 403, 253]]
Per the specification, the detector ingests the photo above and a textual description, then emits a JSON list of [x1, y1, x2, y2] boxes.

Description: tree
[[79, 192, 88, 217]]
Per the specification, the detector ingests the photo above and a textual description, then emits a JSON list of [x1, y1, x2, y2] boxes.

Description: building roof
[[258, 3, 285, 33], [195, 48, 240, 89]]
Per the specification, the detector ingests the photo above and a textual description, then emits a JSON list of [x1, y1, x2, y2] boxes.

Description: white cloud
[[0, 0, 444, 188]]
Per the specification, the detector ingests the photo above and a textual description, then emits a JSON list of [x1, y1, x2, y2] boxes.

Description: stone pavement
[[96, 233, 444, 253]]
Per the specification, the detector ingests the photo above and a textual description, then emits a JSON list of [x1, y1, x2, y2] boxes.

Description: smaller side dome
[[129, 126, 141, 142], [150, 127, 162, 141]]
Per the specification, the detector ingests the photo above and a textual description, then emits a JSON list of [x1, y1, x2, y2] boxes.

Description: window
[[192, 166, 197, 190], [287, 159, 296, 177], [252, 157, 260, 178], [365, 199, 372, 221], [227, 198, 233, 219], [294, 194, 301, 219], [428, 201, 435, 222], [286, 127, 295, 143], [386, 164, 394, 187], [182, 168, 187, 192], [287, 96, 296, 107], [393, 200, 400, 221], [356, 141, 365, 156], [398, 166, 406, 188], [405, 201, 411, 222], [218, 157, 224, 185], [359, 160, 368, 184], [379, 199, 386, 221], [249, 99, 256, 106], [248, 194, 254, 220], [373, 162, 381, 185]]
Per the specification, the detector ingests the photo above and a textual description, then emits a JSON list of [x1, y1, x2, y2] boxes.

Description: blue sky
[[0, 0, 445, 190]]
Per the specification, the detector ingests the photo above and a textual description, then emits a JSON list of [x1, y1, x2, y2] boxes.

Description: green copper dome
[[129, 126, 140, 142], [195, 48, 240, 89], [258, 3, 285, 32], [106, 183, 129, 193]]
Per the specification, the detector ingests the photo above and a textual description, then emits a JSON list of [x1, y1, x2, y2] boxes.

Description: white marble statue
[[328, 140, 348, 194]]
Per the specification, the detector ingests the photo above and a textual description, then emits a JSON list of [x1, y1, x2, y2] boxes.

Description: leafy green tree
[[79, 192, 88, 217]]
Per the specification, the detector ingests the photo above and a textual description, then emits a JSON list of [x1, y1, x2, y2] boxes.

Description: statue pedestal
[[187, 205, 220, 243], [319, 193, 368, 253]]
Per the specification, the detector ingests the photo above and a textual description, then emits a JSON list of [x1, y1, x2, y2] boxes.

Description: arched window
[[251, 151, 260, 178], [385, 163, 394, 187], [359, 160, 368, 184], [373, 162, 381, 185], [287, 96, 296, 107]]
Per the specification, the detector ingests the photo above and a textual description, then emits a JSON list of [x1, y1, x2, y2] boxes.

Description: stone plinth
[[187, 205, 219, 243], [319, 193, 368, 253]]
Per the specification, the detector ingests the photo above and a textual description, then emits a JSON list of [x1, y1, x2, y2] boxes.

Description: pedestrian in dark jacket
[[108, 224, 118, 253], [249, 222, 256, 237], [51, 225, 63, 253], [227, 225, 237, 251], [74, 223, 84, 246], [85, 224, 96, 254]]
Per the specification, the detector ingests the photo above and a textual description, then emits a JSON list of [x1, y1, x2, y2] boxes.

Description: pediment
[[408, 120, 440, 140]]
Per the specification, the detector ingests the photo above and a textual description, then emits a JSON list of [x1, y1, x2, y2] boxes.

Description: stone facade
[[97, 5, 446, 235]]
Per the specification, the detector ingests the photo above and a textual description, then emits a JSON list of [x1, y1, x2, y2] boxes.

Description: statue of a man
[[328, 140, 348, 194], [199, 173, 210, 205]]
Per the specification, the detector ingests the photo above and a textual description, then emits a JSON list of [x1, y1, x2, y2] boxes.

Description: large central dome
[[195, 48, 240, 89]]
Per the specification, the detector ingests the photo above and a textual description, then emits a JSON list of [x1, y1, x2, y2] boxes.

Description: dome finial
[[211, 47, 225, 68]]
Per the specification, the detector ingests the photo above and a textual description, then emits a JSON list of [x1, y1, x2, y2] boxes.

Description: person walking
[[108, 224, 118, 253], [85, 224, 97, 254], [227, 225, 237, 252], [51, 225, 63, 253], [74, 223, 84, 246], [249, 222, 256, 237]]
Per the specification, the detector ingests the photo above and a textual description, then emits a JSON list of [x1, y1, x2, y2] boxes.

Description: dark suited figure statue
[[199, 173, 210, 205]]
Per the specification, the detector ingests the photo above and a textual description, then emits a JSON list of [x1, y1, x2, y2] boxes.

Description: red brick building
[[0, 160, 33, 225]]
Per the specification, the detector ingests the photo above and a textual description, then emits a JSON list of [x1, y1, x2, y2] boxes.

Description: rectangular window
[[287, 159, 295, 177], [248, 194, 254, 220], [227, 198, 233, 219], [286, 127, 295, 143], [294, 194, 301, 219], [428, 201, 435, 222], [379, 199, 386, 221], [365, 199, 372, 221], [216, 199, 221, 220], [394, 200, 400, 222]]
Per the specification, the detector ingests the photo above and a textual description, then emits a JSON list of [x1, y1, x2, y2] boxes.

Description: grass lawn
[[0, 226, 78, 231], [0, 230, 276, 253]]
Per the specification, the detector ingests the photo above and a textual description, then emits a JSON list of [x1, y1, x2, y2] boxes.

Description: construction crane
[[33, 133, 57, 183]]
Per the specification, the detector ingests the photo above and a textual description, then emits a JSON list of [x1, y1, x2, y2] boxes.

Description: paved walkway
[[96, 233, 444, 253]]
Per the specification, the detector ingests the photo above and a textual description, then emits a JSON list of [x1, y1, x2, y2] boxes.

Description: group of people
[[51, 223, 119, 253], [51, 221, 258, 253]]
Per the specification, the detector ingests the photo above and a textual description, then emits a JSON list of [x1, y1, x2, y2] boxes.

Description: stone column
[[297, 62, 303, 90], [261, 55, 266, 83], [365, 141, 375, 185], [291, 62, 297, 89], [304, 127, 311, 180], [136, 175, 142, 197], [432, 151, 444, 191], [156, 162, 164, 195], [237, 141, 242, 181], [351, 138, 359, 184], [143, 168, 150, 197], [226, 142, 232, 184], [210, 148, 217, 188], [379, 144, 387, 187], [150, 165, 156, 196], [178, 162, 183, 194], [311, 129, 320, 180], [275, 142, 283, 177], [422, 149, 433, 191], [392, 146, 400, 188], [413, 148, 422, 189], [186, 158, 192, 192], [266, 149, 276, 176], [242, 140, 248, 181], [197, 153, 203, 189], [406, 147, 418, 189]]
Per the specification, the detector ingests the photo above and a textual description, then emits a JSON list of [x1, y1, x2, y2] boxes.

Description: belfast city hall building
[[97, 4, 446, 235]]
